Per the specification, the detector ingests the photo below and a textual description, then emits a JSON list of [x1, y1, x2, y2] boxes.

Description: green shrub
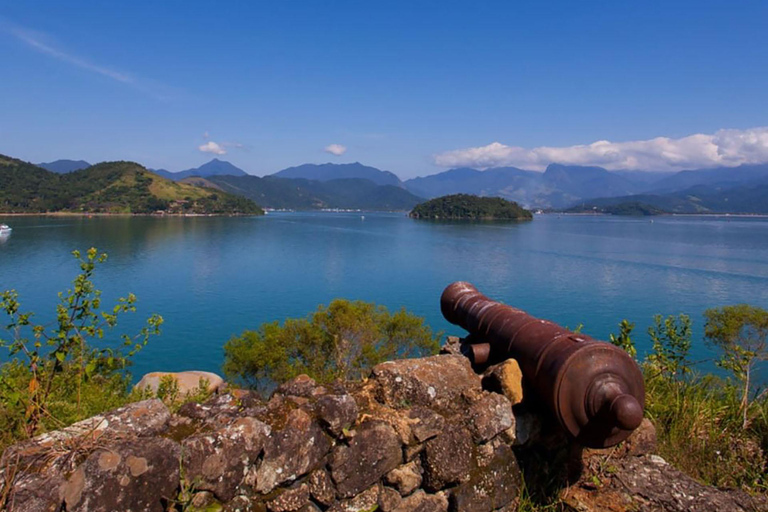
[[0, 248, 162, 450], [223, 299, 440, 397], [606, 311, 768, 493], [130, 375, 213, 413], [704, 304, 768, 428]]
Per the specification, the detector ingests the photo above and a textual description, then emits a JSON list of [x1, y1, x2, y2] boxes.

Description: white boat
[[0, 224, 12, 235]]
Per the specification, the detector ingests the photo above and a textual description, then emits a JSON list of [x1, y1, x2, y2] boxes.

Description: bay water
[[1, 213, 767, 382]]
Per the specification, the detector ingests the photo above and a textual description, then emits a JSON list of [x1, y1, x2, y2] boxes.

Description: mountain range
[[37, 159, 91, 173], [203, 175, 421, 210], [403, 162, 768, 213], [151, 158, 249, 180], [271, 162, 403, 187], [21, 157, 768, 214]]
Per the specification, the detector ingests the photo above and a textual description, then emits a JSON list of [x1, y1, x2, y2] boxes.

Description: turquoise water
[[1, 213, 767, 381]]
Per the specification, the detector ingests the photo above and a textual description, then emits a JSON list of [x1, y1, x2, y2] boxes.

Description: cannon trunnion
[[441, 281, 645, 448]]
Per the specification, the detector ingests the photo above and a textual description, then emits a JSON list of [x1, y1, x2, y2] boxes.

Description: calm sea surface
[[1, 213, 767, 381]]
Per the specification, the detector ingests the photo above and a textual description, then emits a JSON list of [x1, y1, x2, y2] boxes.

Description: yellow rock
[[496, 359, 524, 405]]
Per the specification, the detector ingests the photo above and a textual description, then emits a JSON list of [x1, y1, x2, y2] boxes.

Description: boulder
[[222, 495, 261, 511], [315, 394, 359, 437], [0, 399, 171, 483], [308, 468, 336, 507], [62, 438, 181, 512], [385, 460, 422, 496], [330, 421, 403, 498], [182, 417, 271, 501], [466, 392, 514, 443], [266, 482, 311, 512], [378, 486, 403, 511], [276, 374, 321, 398], [391, 490, 448, 512], [439, 336, 463, 356], [327, 485, 380, 512], [421, 422, 475, 491], [135, 370, 225, 395], [176, 393, 244, 430], [451, 442, 521, 512], [408, 406, 446, 443], [576, 418, 657, 478], [371, 355, 481, 413], [561, 454, 768, 512], [2, 473, 66, 512], [253, 409, 332, 493]]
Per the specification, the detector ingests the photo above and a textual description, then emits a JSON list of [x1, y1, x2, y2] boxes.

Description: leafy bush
[[646, 313, 692, 377], [704, 304, 768, 428], [0, 248, 162, 450], [607, 312, 768, 493], [223, 299, 440, 396]]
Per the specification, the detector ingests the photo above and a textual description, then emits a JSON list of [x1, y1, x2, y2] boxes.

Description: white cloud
[[434, 127, 768, 171], [198, 141, 227, 155], [324, 144, 347, 156]]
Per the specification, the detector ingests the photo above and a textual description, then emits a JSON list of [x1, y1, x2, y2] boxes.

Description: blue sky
[[2, 1, 767, 178]]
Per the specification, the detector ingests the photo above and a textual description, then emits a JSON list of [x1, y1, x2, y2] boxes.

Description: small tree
[[647, 314, 692, 378], [223, 299, 440, 396], [0, 248, 162, 440], [609, 319, 637, 359], [704, 304, 768, 428]]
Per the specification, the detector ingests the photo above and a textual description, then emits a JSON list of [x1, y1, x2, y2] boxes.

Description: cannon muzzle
[[441, 281, 644, 448]]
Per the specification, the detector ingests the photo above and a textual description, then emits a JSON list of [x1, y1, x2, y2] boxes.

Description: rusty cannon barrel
[[441, 281, 644, 448]]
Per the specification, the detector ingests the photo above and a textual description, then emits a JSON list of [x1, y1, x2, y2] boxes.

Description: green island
[[409, 193, 533, 220], [0, 155, 263, 215]]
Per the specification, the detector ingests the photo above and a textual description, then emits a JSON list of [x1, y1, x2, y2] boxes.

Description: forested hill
[[409, 194, 533, 220], [0, 155, 263, 215], [208, 174, 423, 210]]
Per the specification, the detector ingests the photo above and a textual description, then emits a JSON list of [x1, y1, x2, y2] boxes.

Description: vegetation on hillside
[[223, 299, 441, 396], [616, 310, 768, 493], [572, 184, 768, 215], [567, 201, 667, 216], [409, 193, 533, 220], [209, 174, 423, 210], [0, 155, 263, 214]]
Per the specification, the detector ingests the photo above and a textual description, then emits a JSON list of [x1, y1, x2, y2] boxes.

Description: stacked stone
[[2, 349, 762, 512], [0, 353, 532, 512]]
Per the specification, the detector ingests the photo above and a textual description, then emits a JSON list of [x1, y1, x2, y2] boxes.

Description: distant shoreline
[[0, 212, 260, 217], [3, 211, 768, 219], [551, 212, 768, 219]]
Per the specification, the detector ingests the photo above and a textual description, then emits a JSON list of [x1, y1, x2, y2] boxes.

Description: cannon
[[441, 281, 644, 448]]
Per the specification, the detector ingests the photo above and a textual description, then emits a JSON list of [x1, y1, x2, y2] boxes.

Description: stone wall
[[1, 352, 765, 512]]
